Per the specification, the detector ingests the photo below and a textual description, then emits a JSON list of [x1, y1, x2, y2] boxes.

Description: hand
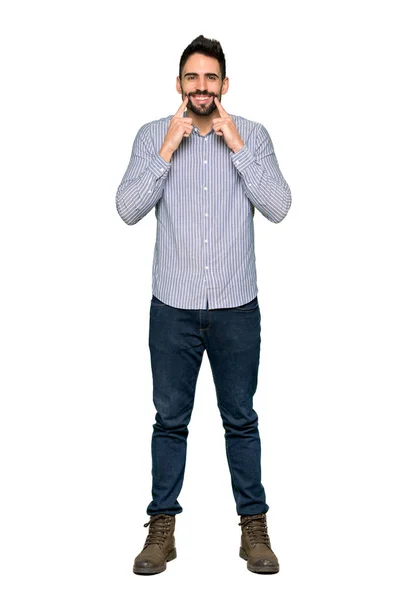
[[212, 97, 244, 153], [159, 96, 193, 161]]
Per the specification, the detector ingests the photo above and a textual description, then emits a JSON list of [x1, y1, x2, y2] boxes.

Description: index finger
[[175, 95, 189, 117], [214, 96, 229, 117]]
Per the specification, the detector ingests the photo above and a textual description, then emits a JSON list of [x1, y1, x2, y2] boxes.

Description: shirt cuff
[[230, 144, 255, 172], [148, 153, 171, 178]]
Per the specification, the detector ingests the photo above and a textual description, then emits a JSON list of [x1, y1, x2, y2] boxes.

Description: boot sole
[[133, 547, 177, 575], [239, 547, 279, 574]]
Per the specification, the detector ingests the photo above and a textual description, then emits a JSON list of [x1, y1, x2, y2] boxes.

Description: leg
[[205, 297, 269, 516], [146, 296, 205, 516]]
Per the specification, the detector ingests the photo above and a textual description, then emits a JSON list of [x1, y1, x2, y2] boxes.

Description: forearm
[[115, 153, 171, 225], [231, 144, 291, 222]]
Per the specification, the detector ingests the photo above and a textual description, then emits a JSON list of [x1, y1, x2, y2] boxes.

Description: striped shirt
[[115, 114, 291, 309]]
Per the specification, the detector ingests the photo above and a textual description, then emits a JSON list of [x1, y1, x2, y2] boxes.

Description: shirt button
[[204, 138, 208, 142], [204, 160, 207, 164], [205, 213, 208, 217], [205, 266, 209, 270], [204, 186, 208, 191], [204, 240, 208, 243]]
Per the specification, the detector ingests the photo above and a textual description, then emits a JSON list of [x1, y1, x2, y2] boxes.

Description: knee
[[153, 411, 191, 435], [219, 403, 259, 430]]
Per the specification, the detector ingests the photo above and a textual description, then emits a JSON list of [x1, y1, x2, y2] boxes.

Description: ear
[[176, 76, 182, 95], [221, 76, 229, 96]]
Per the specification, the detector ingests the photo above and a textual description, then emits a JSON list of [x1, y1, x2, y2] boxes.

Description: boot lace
[[238, 513, 271, 548], [143, 514, 172, 549]]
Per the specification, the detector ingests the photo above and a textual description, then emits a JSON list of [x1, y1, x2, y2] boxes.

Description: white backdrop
[[1, 0, 399, 597]]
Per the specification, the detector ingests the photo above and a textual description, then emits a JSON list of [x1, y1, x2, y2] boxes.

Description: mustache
[[188, 92, 216, 97]]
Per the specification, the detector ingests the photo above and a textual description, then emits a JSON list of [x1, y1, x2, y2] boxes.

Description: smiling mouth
[[191, 95, 214, 103]]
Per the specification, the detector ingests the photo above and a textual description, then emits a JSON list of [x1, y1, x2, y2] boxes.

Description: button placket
[[203, 135, 210, 283]]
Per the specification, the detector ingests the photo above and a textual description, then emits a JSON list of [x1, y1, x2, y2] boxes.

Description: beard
[[186, 91, 218, 116]]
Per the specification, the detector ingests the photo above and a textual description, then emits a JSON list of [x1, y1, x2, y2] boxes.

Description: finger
[[212, 121, 228, 130], [173, 117, 192, 125], [183, 125, 193, 137], [212, 126, 224, 135], [213, 96, 229, 117], [212, 118, 228, 125], [175, 95, 189, 117]]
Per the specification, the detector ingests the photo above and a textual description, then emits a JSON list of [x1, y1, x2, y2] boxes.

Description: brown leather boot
[[239, 513, 279, 574], [133, 514, 177, 575]]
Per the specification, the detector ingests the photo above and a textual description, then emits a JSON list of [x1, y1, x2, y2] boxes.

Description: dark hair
[[179, 35, 226, 81]]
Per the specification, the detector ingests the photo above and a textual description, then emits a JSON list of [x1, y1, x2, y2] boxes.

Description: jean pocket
[[151, 295, 167, 307], [234, 296, 259, 311]]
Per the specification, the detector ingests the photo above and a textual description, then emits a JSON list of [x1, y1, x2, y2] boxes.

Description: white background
[[1, 0, 399, 597]]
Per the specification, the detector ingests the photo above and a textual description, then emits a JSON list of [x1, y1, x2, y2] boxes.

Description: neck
[[186, 107, 221, 135]]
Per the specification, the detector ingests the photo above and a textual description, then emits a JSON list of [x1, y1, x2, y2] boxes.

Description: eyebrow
[[183, 72, 220, 79]]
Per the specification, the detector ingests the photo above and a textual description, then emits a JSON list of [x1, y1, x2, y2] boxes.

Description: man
[[115, 35, 291, 575]]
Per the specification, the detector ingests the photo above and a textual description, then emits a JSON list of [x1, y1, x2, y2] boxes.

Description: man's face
[[176, 53, 228, 117]]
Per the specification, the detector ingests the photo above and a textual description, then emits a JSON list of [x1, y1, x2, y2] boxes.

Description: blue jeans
[[146, 294, 269, 517]]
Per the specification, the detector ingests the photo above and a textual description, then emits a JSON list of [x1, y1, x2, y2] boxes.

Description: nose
[[197, 76, 208, 91]]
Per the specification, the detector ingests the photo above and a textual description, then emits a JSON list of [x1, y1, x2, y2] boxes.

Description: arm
[[115, 124, 171, 226], [231, 124, 292, 223], [115, 97, 192, 226]]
